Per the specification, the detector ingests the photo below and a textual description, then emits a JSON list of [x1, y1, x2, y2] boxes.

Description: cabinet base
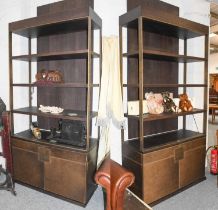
[[150, 176, 206, 207]]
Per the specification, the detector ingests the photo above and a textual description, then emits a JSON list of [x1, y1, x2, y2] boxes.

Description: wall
[[0, 0, 210, 164], [209, 53, 218, 73]]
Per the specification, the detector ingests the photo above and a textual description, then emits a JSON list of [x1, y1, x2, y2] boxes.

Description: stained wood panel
[[36, 3, 91, 129], [44, 156, 86, 203], [127, 0, 179, 16], [37, 0, 94, 17], [127, 29, 179, 138], [179, 138, 206, 187], [143, 146, 179, 204], [12, 138, 44, 188]]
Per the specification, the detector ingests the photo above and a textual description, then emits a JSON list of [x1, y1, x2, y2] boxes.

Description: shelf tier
[[12, 129, 98, 152], [12, 83, 99, 88], [9, 7, 102, 37], [125, 108, 206, 122], [123, 84, 207, 88], [119, 7, 208, 39], [12, 107, 97, 121], [124, 129, 205, 153], [12, 50, 100, 61], [123, 50, 206, 62]]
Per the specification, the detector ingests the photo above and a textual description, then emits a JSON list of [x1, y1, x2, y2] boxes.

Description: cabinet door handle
[[174, 147, 184, 162]]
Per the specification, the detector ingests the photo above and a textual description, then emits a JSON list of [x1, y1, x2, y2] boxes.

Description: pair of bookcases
[[9, 0, 208, 206]]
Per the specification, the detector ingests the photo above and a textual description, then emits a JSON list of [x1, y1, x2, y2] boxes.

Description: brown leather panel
[[12, 138, 38, 153], [49, 146, 86, 163], [143, 146, 175, 163], [12, 146, 43, 188], [44, 156, 86, 203], [143, 157, 179, 204], [179, 139, 206, 187], [181, 140, 193, 151], [192, 138, 206, 147], [38, 146, 50, 162], [174, 147, 184, 161]]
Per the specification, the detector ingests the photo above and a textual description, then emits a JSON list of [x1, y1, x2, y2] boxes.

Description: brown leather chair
[[95, 158, 135, 210]]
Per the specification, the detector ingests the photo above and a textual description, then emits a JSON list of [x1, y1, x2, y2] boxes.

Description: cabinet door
[[143, 146, 179, 204], [179, 138, 206, 188], [12, 138, 44, 188], [44, 148, 87, 204]]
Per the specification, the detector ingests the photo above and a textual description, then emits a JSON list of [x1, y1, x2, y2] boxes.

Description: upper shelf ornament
[[35, 69, 64, 85], [39, 105, 64, 114]]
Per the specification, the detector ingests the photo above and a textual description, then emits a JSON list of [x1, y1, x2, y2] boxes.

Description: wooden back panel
[[37, 0, 91, 129], [127, 0, 179, 16], [127, 0, 179, 138], [37, 0, 94, 16]]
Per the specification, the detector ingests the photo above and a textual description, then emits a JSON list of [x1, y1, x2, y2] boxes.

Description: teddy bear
[[162, 92, 178, 113], [145, 92, 164, 114], [179, 93, 193, 112]]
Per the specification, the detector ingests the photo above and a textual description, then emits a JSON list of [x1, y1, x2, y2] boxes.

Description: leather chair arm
[[111, 160, 135, 210], [95, 158, 111, 210], [95, 158, 111, 191], [95, 158, 135, 210]]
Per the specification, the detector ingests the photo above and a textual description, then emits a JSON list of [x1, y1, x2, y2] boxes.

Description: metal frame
[[183, 38, 187, 130], [138, 17, 144, 152]]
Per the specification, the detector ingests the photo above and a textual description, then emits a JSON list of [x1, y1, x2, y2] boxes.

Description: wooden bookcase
[[9, 0, 101, 206], [119, 0, 209, 205]]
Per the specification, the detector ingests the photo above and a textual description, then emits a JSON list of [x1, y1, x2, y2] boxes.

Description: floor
[[153, 170, 217, 210], [0, 184, 104, 210]]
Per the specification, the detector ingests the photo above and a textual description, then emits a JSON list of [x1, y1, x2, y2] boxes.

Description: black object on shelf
[[53, 120, 86, 147]]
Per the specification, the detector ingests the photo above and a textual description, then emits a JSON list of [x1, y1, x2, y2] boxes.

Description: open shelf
[[119, 7, 208, 39], [12, 83, 99, 88], [12, 107, 97, 121], [125, 108, 206, 121], [124, 129, 205, 153], [12, 50, 100, 61], [123, 49, 206, 62], [123, 84, 207, 88], [9, 8, 102, 37], [12, 129, 98, 152]]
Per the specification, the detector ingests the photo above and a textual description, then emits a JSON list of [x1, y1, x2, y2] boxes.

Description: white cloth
[[97, 36, 125, 166], [98, 36, 125, 128]]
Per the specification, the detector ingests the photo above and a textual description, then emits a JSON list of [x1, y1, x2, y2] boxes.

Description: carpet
[[153, 171, 217, 210], [0, 184, 104, 210]]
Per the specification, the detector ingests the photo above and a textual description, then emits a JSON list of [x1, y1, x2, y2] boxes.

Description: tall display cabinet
[[119, 0, 209, 205], [9, 0, 102, 206]]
